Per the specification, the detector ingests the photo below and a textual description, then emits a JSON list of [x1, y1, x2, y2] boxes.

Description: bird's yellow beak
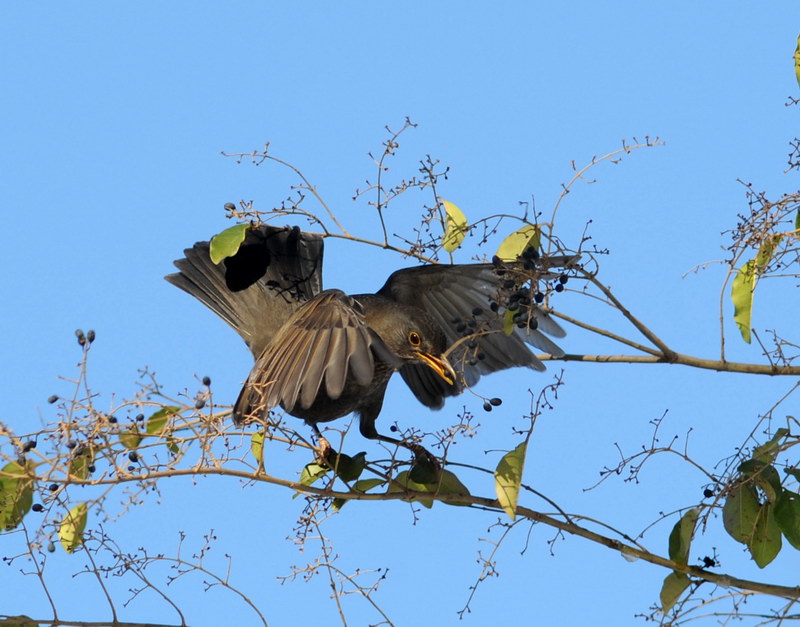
[[417, 352, 457, 386]]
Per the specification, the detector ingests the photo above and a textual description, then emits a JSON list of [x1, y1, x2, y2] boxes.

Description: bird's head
[[367, 301, 457, 386]]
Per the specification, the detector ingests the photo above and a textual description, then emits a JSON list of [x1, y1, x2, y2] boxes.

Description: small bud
[[47, 542, 56, 553]]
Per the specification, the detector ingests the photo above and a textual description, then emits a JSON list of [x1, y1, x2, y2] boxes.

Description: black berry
[[32, 503, 43, 512], [555, 283, 564, 293], [87, 329, 96, 343], [128, 451, 139, 463], [202, 376, 212, 386], [703, 488, 714, 498], [47, 395, 58, 404], [489, 398, 502, 406], [483, 401, 492, 412]]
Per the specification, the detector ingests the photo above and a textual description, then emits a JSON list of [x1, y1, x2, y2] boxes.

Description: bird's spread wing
[[378, 259, 577, 407], [233, 289, 397, 422], [166, 225, 324, 357]]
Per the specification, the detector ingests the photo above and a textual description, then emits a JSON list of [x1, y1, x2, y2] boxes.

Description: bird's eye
[[408, 331, 421, 347]]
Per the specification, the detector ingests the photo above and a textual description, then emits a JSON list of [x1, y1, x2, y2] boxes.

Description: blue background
[[2, 3, 799, 626]]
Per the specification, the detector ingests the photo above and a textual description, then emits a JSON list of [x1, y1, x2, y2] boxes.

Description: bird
[[166, 224, 575, 457]]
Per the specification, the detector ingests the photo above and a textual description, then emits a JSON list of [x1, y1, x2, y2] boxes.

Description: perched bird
[[166, 224, 574, 454]]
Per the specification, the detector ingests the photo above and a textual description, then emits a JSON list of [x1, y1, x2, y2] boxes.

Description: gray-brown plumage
[[166, 224, 574, 450]]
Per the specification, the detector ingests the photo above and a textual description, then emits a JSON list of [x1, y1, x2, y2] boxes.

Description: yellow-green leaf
[[354, 478, 385, 492], [437, 469, 471, 507], [753, 428, 789, 463], [660, 571, 690, 613], [723, 482, 760, 544], [146, 406, 179, 435], [775, 490, 800, 550], [495, 442, 526, 520], [388, 470, 433, 508], [440, 199, 468, 253], [496, 225, 541, 261], [503, 309, 515, 336], [0, 461, 34, 531], [120, 424, 141, 450], [210, 223, 249, 264], [731, 259, 756, 344], [251, 431, 265, 464], [668, 508, 698, 566], [794, 34, 800, 89], [68, 448, 94, 481], [299, 462, 329, 487], [750, 502, 782, 568], [755, 233, 783, 273], [59, 503, 88, 553]]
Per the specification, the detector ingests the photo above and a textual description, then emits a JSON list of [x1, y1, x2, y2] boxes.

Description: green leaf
[[388, 471, 433, 508], [495, 442, 526, 520], [331, 452, 366, 483], [0, 461, 34, 531], [68, 448, 94, 481], [120, 424, 141, 450], [738, 459, 782, 503], [353, 478, 385, 492], [723, 482, 760, 543], [409, 456, 438, 484], [785, 466, 800, 483], [496, 225, 541, 261], [59, 503, 88, 553], [755, 233, 783, 274], [775, 490, 800, 550], [299, 462, 329, 487], [660, 571, 690, 613], [749, 502, 782, 567], [332, 476, 387, 512], [753, 428, 789, 463], [0, 615, 38, 627], [209, 223, 249, 264], [440, 199, 468, 253], [795, 207, 800, 231], [251, 431, 265, 464], [731, 259, 756, 344], [146, 406, 179, 435], [668, 508, 698, 566], [795, 34, 800, 89], [437, 469, 471, 507]]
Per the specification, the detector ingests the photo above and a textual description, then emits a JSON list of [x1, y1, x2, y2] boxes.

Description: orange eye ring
[[408, 331, 421, 347]]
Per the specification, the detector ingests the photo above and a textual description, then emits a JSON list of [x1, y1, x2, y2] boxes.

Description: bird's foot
[[407, 442, 441, 483], [314, 436, 334, 464]]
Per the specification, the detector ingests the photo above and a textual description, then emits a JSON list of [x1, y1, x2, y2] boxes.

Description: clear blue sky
[[2, 3, 799, 626]]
